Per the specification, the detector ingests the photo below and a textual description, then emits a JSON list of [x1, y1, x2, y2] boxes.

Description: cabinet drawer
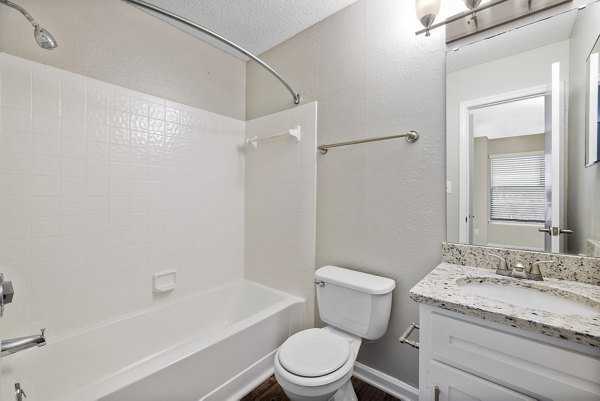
[[429, 360, 536, 401], [430, 312, 600, 400]]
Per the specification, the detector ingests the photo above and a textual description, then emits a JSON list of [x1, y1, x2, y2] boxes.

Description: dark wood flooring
[[241, 375, 400, 401]]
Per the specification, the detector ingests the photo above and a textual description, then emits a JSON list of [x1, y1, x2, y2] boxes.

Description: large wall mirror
[[586, 35, 600, 166], [446, 1, 600, 257]]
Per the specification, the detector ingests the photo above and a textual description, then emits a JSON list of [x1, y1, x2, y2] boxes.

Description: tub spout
[[1, 328, 46, 357]]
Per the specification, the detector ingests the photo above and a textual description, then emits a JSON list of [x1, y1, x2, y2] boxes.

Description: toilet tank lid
[[315, 266, 396, 295]]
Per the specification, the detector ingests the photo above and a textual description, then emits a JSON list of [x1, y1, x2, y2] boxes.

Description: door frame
[[457, 84, 553, 244]]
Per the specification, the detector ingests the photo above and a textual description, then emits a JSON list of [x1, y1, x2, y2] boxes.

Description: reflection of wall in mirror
[[567, 1, 600, 254], [446, 40, 569, 243]]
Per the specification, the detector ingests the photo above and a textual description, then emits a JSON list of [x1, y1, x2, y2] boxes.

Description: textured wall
[[567, 1, 600, 254], [0, 53, 245, 338], [246, 0, 446, 387], [245, 102, 317, 328], [0, 0, 245, 120]]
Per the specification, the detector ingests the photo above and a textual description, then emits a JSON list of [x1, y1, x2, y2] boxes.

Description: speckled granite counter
[[442, 242, 600, 285], [410, 263, 600, 348]]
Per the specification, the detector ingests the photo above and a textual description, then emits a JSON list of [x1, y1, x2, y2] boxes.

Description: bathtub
[[0, 281, 305, 401]]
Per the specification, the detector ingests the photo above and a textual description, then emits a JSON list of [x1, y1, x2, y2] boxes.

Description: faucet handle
[[488, 253, 506, 268], [488, 253, 510, 276], [530, 261, 554, 275]]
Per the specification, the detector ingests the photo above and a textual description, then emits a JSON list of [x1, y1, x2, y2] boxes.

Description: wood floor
[[241, 375, 400, 401]]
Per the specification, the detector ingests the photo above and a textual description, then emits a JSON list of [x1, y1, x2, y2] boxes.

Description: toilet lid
[[278, 329, 351, 378]]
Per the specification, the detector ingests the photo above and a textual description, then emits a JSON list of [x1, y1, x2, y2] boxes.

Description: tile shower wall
[[245, 102, 317, 327], [0, 53, 245, 338]]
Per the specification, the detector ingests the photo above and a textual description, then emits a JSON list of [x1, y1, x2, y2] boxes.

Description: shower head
[[0, 0, 58, 50], [33, 25, 58, 50]]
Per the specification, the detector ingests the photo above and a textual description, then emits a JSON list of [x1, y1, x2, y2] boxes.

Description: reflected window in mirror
[[489, 154, 546, 223]]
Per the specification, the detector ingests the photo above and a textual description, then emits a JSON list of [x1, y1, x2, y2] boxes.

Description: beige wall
[[567, 1, 600, 254], [0, 0, 245, 120], [246, 0, 447, 387]]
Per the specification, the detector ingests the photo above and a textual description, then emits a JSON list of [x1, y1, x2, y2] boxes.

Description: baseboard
[[353, 362, 419, 401], [202, 350, 276, 401]]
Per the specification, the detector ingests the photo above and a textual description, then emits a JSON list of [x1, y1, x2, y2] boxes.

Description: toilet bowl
[[274, 327, 361, 401], [273, 266, 396, 401]]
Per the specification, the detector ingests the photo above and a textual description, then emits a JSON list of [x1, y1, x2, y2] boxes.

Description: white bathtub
[[0, 281, 305, 401]]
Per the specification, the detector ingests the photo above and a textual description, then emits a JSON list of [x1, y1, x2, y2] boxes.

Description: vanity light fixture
[[464, 0, 483, 26], [415, 0, 441, 36], [415, 0, 572, 42], [415, 0, 509, 37]]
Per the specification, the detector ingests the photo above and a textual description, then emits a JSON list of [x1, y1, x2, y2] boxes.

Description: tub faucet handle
[[15, 383, 26, 401]]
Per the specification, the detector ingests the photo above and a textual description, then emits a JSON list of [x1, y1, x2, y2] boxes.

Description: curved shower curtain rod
[[123, 0, 301, 105]]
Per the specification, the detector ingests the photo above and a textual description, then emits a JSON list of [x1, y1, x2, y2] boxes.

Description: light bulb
[[464, 0, 483, 11], [415, 0, 441, 24]]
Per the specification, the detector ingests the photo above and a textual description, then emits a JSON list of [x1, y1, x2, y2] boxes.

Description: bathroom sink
[[458, 279, 600, 317]]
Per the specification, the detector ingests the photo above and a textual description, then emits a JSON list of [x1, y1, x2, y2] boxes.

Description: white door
[[542, 62, 567, 252], [429, 361, 537, 401]]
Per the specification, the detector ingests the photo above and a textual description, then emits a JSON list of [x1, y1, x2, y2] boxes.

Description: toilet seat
[[274, 328, 359, 388], [278, 328, 350, 377]]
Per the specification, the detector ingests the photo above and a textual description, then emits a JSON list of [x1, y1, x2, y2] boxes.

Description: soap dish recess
[[153, 270, 176, 293]]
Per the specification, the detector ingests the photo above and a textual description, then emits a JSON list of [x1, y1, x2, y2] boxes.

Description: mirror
[[446, 1, 600, 257], [586, 35, 600, 166]]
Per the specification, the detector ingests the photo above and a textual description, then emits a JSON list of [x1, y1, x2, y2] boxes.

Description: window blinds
[[490, 154, 546, 222]]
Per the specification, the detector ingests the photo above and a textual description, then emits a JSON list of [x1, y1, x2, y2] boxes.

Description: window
[[490, 154, 546, 223]]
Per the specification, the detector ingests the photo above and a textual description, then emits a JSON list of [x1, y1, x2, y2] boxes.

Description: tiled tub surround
[[0, 53, 245, 338], [245, 102, 317, 328], [410, 263, 600, 347], [442, 242, 600, 285]]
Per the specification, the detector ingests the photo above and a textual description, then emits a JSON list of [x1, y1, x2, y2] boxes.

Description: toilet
[[274, 265, 396, 401]]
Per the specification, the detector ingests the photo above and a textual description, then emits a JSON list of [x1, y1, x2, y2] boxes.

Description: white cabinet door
[[429, 361, 537, 401]]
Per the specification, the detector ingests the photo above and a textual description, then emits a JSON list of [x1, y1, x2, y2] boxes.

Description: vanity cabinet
[[418, 305, 600, 401], [429, 361, 535, 401]]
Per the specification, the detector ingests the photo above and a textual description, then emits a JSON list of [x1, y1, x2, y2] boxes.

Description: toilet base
[[331, 380, 358, 401], [276, 375, 357, 401]]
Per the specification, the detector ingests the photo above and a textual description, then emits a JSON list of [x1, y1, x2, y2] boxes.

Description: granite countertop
[[410, 263, 600, 348]]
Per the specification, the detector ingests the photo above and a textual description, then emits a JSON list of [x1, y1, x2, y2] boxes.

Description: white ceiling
[[472, 97, 546, 139], [135, 0, 360, 60]]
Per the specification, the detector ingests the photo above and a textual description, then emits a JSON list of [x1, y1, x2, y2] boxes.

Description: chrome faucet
[[1, 328, 46, 358], [487, 254, 553, 281], [510, 261, 529, 279]]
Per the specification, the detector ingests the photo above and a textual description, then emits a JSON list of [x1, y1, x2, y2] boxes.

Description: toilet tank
[[315, 266, 396, 340]]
